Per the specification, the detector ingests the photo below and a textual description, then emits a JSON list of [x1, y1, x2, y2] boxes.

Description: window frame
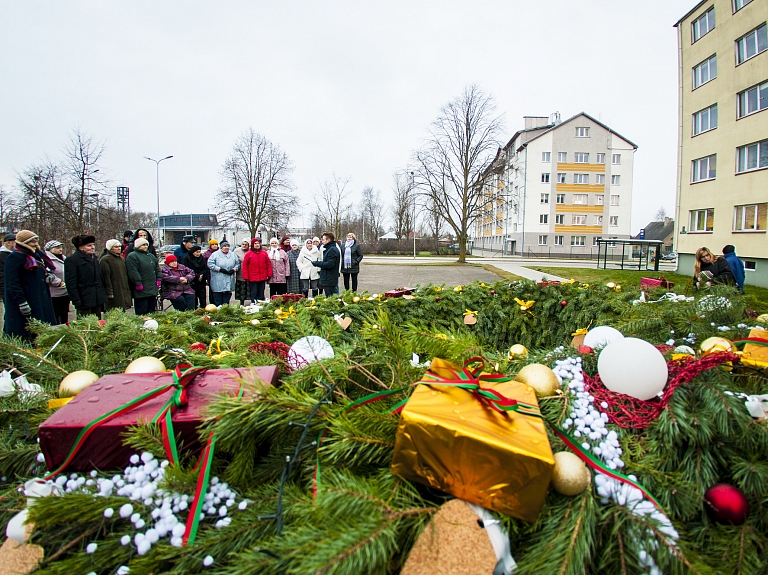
[[554, 235, 564, 246], [570, 235, 586, 247], [541, 173, 550, 183], [556, 193, 566, 204], [735, 23, 767, 66], [689, 208, 715, 232], [572, 194, 588, 205], [541, 192, 550, 203], [693, 54, 717, 89], [693, 103, 719, 135], [611, 175, 621, 185], [691, 154, 717, 182], [595, 194, 604, 205], [572, 214, 587, 225], [612, 154, 621, 165], [574, 152, 589, 163], [542, 152, 551, 162], [595, 215, 603, 226], [540, 214, 549, 224], [736, 138, 768, 173], [610, 194, 620, 206], [737, 80, 768, 118], [691, 6, 715, 43], [592, 236, 602, 247], [596, 153, 605, 164], [574, 173, 590, 184], [555, 214, 565, 224], [733, 0, 753, 12], [609, 215, 619, 227], [538, 235, 548, 246], [557, 173, 566, 184], [575, 127, 590, 138], [558, 152, 567, 162], [733, 203, 767, 231], [595, 174, 605, 185]]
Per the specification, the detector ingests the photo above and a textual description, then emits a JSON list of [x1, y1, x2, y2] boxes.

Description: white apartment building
[[473, 113, 637, 256]]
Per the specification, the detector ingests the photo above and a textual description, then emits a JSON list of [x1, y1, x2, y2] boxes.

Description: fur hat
[[44, 240, 63, 251], [16, 230, 38, 248], [722, 244, 735, 254], [72, 234, 96, 248], [106, 239, 122, 251], [134, 237, 150, 249], [164, 254, 178, 264]]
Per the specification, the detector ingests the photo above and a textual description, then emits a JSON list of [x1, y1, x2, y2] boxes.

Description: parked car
[[157, 244, 179, 254], [661, 252, 677, 261]]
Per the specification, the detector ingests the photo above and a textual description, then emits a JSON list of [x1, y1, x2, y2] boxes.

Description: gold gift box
[[741, 329, 768, 369], [391, 359, 554, 522]]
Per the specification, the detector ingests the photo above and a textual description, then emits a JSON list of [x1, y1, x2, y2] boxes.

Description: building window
[[595, 174, 605, 185], [737, 81, 768, 118], [558, 152, 567, 162], [555, 214, 565, 224], [745, 260, 756, 270], [611, 175, 621, 185], [541, 173, 550, 183], [690, 208, 715, 232], [592, 236, 602, 247], [610, 215, 619, 226], [556, 193, 566, 204], [541, 193, 550, 203], [542, 152, 551, 162], [571, 235, 586, 246], [574, 152, 589, 163], [692, 155, 716, 182], [610, 194, 620, 206], [540, 214, 549, 224], [557, 173, 566, 183], [691, 6, 715, 43], [733, 0, 753, 12], [596, 153, 605, 164], [572, 194, 588, 205], [693, 104, 718, 135], [595, 194, 604, 205], [574, 173, 589, 184], [693, 55, 717, 89], [736, 24, 767, 65], [572, 215, 587, 225], [737, 139, 768, 172], [576, 127, 590, 137], [733, 203, 767, 231], [554, 235, 564, 246], [595, 215, 603, 225], [538, 235, 548, 246], [612, 154, 621, 164]]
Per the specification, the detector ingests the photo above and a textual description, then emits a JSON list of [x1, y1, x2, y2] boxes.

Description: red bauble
[[704, 484, 749, 525], [490, 290, 496, 295], [189, 342, 207, 352], [577, 345, 594, 354], [560, 301, 567, 307], [97, 319, 107, 327], [202, 316, 211, 324], [435, 297, 440, 302]]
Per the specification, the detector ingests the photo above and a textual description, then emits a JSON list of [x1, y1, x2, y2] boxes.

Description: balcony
[[554, 225, 604, 234], [555, 184, 605, 193], [555, 204, 605, 214], [557, 163, 605, 172]]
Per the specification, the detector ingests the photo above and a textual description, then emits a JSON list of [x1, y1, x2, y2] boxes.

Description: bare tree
[[313, 174, 353, 240], [360, 186, 386, 242], [423, 194, 444, 251], [412, 84, 503, 262], [655, 206, 668, 222], [390, 171, 415, 240], [216, 129, 295, 238]]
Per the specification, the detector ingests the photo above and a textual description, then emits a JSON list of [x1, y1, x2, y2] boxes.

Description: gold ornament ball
[[515, 363, 560, 397], [757, 314, 768, 325], [125, 356, 166, 374], [204, 304, 218, 313], [507, 344, 528, 359], [700, 336, 734, 356], [59, 370, 99, 398], [551, 452, 590, 496], [352, 296, 361, 303]]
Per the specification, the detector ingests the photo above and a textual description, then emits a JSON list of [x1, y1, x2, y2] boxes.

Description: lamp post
[[144, 155, 173, 245], [410, 171, 416, 259]]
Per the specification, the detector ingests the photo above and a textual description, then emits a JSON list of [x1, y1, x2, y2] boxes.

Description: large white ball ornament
[[583, 326, 625, 349], [598, 338, 668, 400], [142, 318, 159, 331], [125, 356, 166, 374], [288, 336, 334, 370]]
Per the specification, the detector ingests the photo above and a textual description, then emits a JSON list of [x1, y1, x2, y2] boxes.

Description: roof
[[515, 112, 638, 151], [636, 219, 675, 241], [502, 124, 554, 152], [673, 1, 708, 27]]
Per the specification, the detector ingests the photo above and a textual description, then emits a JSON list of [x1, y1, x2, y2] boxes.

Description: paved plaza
[[354, 262, 506, 294]]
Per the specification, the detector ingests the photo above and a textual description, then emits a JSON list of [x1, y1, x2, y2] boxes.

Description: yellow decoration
[[124, 356, 166, 374], [551, 452, 590, 496], [453, 285, 463, 292], [507, 344, 528, 359], [700, 336, 734, 356], [563, 279, 575, 284], [204, 304, 218, 312], [515, 364, 560, 397], [571, 328, 589, 336], [513, 297, 535, 311], [740, 328, 768, 369], [352, 296, 361, 303], [757, 314, 768, 324], [48, 397, 73, 409], [58, 370, 99, 398], [606, 282, 615, 288]]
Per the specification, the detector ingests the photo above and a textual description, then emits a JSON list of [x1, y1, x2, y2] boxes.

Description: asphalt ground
[[353, 263, 503, 294]]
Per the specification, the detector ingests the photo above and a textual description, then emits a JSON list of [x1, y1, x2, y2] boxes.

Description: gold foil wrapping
[[741, 329, 768, 368], [391, 359, 554, 522]]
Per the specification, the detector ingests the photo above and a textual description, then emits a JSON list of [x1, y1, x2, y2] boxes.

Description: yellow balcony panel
[[484, 230, 492, 236], [555, 184, 605, 193], [554, 225, 603, 234], [557, 163, 605, 172], [555, 204, 604, 214], [495, 227, 503, 234], [484, 217, 492, 224], [496, 213, 504, 220]]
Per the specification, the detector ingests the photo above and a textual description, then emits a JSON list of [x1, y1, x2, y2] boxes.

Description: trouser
[[301, 278, 319, 297], [0, 299, 4, 329], [249, 281, 266, 302], [322, 284, 339, 297], [192, 283, 206, 309], [342, 273, 358, 291], [212, 291, 231, 306], [134, 296, 157, 315], [76, 305, 102, 319], [169, 293, 196, 311], [270, 283, 287, 296], [51, 296, 71, 325]]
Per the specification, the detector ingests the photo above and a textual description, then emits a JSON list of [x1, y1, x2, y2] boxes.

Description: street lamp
[[410, 172, 416, 259], [144, 155, 173, 245]]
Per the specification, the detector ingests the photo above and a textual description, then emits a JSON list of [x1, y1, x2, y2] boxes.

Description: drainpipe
[[521, 144, 528, 256], [673, 22, 684, 262]]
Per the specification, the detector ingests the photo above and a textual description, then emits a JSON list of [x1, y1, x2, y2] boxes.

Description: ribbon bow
[[513, 297, 535, 312]]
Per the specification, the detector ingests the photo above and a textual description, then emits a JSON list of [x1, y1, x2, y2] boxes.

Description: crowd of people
[[1, 228, 365, 341]]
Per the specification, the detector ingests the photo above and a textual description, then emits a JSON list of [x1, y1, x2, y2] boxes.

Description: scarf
[[269, 247, 281, 261], [15, 246, 55, 272], [344, 240, 353, 268]]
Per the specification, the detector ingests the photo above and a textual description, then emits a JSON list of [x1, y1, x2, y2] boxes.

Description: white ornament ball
[[598, 338, 668, 401], [142, 318, 159, 331], [288, 336, 334, 370], [203, 555, 214, 567], [584, 326, 625, 349], [86, 542, 97, 554], [104, 508, 114, 518]]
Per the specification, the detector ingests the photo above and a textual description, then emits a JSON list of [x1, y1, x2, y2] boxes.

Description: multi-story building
[[473, 113, 636, 256], [674, 0, 768, 286]]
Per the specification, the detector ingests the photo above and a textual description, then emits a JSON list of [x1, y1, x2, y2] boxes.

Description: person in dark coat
[[125, 237, 161, 315], [310, 232, 341, 297], [174, 235, 195, 260], [44, 240, 69, 325], [3, 230, 57, 341], [181, 245, 207, 309], [693, 246, 734, 289], [122, 228, 157, 259], [286, 239, 302, 294], [120, 230, 133, 256], [722, 245, 746, 293], [100, 239, 133, 311], [0, 233, 17, 328], [64, 234, 108, 318], [340, 232, 364, 291]]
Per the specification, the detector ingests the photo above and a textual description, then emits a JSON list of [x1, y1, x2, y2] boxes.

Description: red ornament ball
[[704, 484, 749, 525], [189, 342, 207, 352], [490, 290, 496, 295], [97, 319, 107, 327], [577, 345, 594, 355], [435, 297, 440, 302], [560, 300, 567, 307]]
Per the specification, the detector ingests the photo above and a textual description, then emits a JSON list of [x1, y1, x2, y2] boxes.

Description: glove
[[157, 280, 162, 287], [19, 302, 32, 316], [136, 284, 144, 292], [227, 269, 235, 275]]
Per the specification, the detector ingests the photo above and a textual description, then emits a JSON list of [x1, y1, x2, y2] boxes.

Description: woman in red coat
[[242, 238, 272, 302]]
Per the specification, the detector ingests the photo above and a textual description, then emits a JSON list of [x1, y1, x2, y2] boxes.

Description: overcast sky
[[1, 0, 696, 233]]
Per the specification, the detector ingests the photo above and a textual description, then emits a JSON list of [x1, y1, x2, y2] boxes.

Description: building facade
[[473, 113, 636, 257], [674, 0, 768, 286]]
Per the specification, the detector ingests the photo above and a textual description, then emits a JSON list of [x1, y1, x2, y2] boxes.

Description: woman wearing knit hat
[[3, 230, 57, 340], [100, 239, 133, 312], [203, 239, 220, 304], [161, 254, 196, 311], [64, 234, 108, 318], [125, 237, 162, 315], [44, 240, 69, 324]]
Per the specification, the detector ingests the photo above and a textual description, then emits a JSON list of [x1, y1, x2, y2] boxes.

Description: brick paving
[[353, 263, 502, 294]]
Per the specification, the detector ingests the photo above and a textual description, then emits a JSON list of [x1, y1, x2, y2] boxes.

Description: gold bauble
[[204, 304, 218, 313], [58, 370, 99, 398], [352, 296, 361, 303], [700, 336, 734, 356], [507, 344, 528, 359], [515, 363, 560, 397], [551, 452, 590, 496], [757, 314, 768, 325], [125, 356, 166, 374]]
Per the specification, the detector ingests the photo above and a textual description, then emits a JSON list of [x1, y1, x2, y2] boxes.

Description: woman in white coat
[[297, 238, 321, 297]]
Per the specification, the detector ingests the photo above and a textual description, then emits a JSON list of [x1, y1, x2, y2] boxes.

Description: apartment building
[[473, 113, 636, 256], [674, 0, 768, 286]]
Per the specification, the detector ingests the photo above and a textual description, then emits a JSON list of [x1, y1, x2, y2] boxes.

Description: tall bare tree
[[655, 206, 668, 222], [312, 174, 353, 240], [390, 171, 415, 240], [217, 129, 295, 238], [360, 186, 386, 242], [412, 84, 503, 262], [423, 194, 444, 251]]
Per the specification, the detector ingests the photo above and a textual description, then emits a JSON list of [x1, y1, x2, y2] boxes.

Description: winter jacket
[[694, 257, 734, 288], [340, 241, 364, 274], [268, 248, 289, 284], [0, 246, 12, 300], [723, 252, 745, 292], [312, 242, 341, 288], [173, 244, 190, 261], [64, 249, 109, 310], [161, 263, 196, 300], [123, 229, 157, 259], [297, 246, 321, 280], [234, 247, 248, 281], [182, 252, 208, 287], [207, 250, 239, 293], [242, 249, 272, 282], [45, 251, 67, 298], [286, 249, 302, 293], [99, 251, 133, 310], [125, 249, 161, 298], [4, 247, 57, 339]]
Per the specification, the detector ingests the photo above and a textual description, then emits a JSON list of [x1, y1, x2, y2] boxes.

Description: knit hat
[[722, 244, 735, 254], [4, 233, 16, 242], [220, 241, 230, 247], [291, 239, 300, 247], [208, 239, 219, 245], [190, 244, 202, 254], [44, 240, 63, 251], [72, 234, 96, 248], [123, 230, 133, 239], [165, 254, 178, 264], [106, 239, 122, 251], [312, 237, 320, 243], [16, 230, 38, 249], [134, 237, 150, 249]]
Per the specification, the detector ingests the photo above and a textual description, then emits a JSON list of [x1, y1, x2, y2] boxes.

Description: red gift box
[[640, 277, 674, 289], [39, 367, 279, 472], [384, 287, 416, 298], [271, 294, 304, 304]]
